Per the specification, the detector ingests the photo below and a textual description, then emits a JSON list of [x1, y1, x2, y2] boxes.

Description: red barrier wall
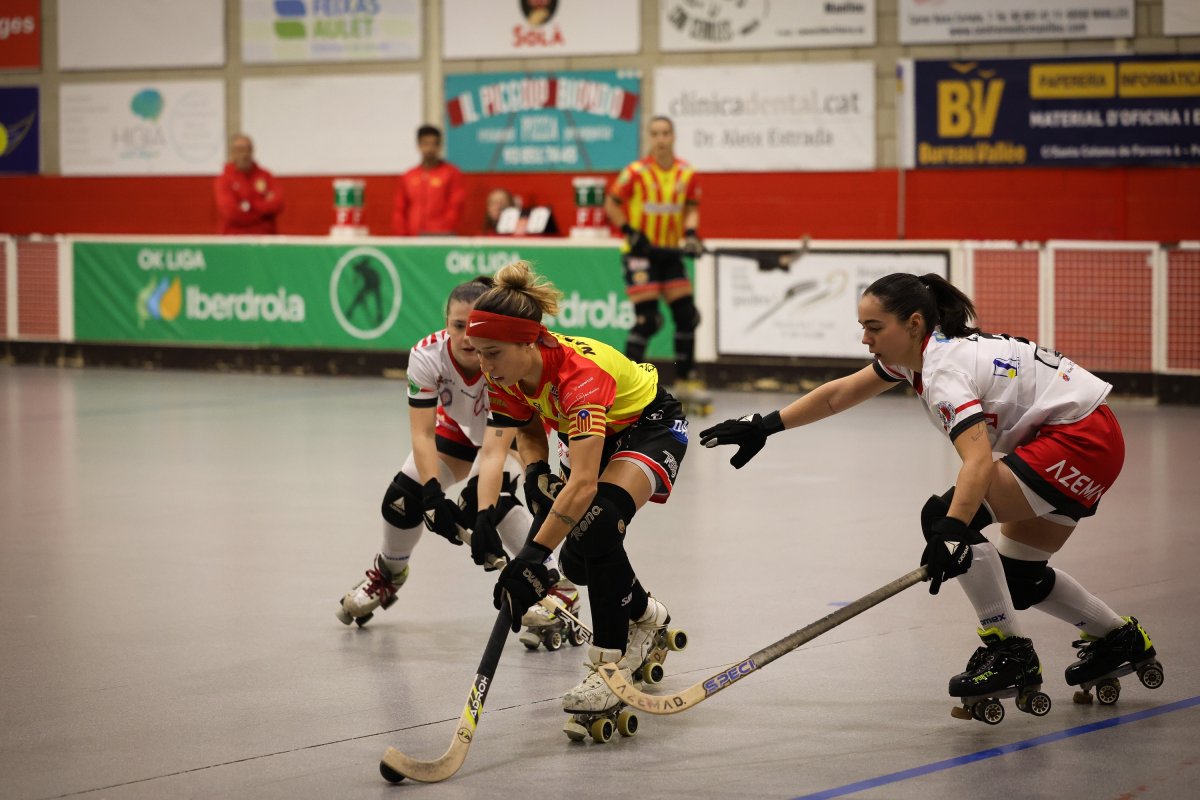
[[2, 168, 1197, 241]]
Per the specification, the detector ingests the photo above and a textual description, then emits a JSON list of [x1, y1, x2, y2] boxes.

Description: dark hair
[[863, 272, 979, 338], [416, 124, 442, 142], [474, 261, 561, 321], [649, 115, 674, 132], [445, 276, 493, 316]]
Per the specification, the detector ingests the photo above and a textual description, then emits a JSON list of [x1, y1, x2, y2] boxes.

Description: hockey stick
[[598, 566, 928, 715], [379, 605, 512, 783], [713, 234, 812, 273]]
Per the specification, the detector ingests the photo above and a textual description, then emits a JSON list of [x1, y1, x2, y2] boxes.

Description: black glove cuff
[[762, 410, 785, 435], [517, 542, 552, 562], [685, 227, 698, 237], [421, 477, 443, 500], [931, 515, 969, 540], [620, 223, 635, 237], [524, 460, 550, 480]]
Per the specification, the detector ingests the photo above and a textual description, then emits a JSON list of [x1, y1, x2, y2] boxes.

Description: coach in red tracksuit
[[392, 125, 465, 236], [215, 134, 284, 235]]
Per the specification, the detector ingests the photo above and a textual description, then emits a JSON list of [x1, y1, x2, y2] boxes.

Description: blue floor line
[[792, 694, 1200, 800]]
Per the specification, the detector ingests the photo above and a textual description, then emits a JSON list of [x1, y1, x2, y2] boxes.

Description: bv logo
[[938, 63, 1004, 138], [137, 276, 183, 327]]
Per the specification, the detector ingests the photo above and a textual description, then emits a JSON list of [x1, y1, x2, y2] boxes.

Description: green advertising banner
[[73, 240, 682, 356]]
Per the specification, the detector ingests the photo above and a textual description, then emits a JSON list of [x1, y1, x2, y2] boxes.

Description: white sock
[[958, 542, 1022, 638], [380, 520, 422, 572], [1034, 569, 1124, 637]]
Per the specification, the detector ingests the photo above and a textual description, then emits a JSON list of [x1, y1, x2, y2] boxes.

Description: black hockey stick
[[599, 566, 928, 714], [713, 234, 813, 273], [379, 605, 512, 783]]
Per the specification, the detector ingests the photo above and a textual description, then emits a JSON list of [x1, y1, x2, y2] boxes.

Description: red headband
[[466, 310, 547, 344]]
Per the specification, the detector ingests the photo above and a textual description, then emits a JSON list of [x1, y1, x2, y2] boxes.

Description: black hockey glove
[[698, 411, 785, 469], [621, 223, 651, 257], [921, 516, 975, 596], [523, 460, 564, 519], [682, 228, 705, 257], [421, 478, 462, 546], [471, 505, 507, 571], [493, 542, 552, 632]]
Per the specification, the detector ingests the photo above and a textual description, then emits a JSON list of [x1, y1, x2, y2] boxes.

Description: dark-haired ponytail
[[863, 272, 979, 338]]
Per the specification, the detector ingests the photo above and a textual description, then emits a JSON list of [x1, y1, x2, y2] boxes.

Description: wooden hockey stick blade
[[379, 606, 512, 783], [537, 595, 594, 643], [598, 566, 928, 715]]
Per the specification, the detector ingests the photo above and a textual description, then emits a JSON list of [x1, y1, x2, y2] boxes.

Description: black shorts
[[559, 387, 688, 504], [622, 250, 690, 296]]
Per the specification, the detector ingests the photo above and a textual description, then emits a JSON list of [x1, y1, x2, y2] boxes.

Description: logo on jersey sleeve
[[992, 356, 1020, 378], [935, 400, 956, 430], [575, 409, 593, 434]]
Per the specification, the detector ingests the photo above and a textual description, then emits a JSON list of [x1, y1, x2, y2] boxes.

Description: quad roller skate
[[562, 596, 688, 743], [519, 583, 586, 651], [673, 378, 713, 418], [949, 630, 1051, 725], [335, 555, 407, 627], [1067, 616, 1164, 706]]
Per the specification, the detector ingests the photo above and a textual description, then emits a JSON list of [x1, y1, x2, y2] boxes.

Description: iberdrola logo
[[138, 276, 183, 327]]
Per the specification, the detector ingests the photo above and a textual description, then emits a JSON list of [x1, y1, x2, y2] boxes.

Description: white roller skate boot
[[335, 555, 408, 628], [625, 595, 688, 685], [562, 646, 640, 744], [519, 580, 584, 651]]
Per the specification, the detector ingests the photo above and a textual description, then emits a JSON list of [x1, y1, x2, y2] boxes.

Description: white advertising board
[[717, 249, 949, 357], [1164, 0, 1200, 35], [899, 0, 1133, 44], [241, 74, 422, 175], [58, 0, 224, 70], [442, 0, 639, 59], [660, 0, 875, 51], [60, 81, 225, 176], [655, 63, 875, 172], [242, 0, 421, 64]]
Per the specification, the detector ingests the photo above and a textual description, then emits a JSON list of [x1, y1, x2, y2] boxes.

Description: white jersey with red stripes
[[406, 329, 489, 447], [873, 330, 1112, 454]]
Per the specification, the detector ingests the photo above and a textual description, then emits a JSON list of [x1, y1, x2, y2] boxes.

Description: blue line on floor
[[791, 695, 1200, 800]]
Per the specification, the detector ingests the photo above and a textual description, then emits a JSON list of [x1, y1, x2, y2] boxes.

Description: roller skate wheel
[[1137, 663, 1164, 690], [1020, 691, 1052, 717], [642, 661, 665, 685], [335, 604, 353, 625], [355, 612, 374, 628], [590, 717, 614, 743], [545, 630, 563, 651], [666, 629, 688, 651], [616, 708, 639, 737], [568, 623, 585, 647], [563, 718, 587, 742], [1096, 678, 1121, 706], [519, 630, 541, 650], [379, 762, 406, 783], [1072, 689, 1093, 705], [950, 705, 973, 721], [980, 699, 1005, 725]]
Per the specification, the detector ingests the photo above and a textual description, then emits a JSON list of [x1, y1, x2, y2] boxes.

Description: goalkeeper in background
[[605, 115, 710, 414]]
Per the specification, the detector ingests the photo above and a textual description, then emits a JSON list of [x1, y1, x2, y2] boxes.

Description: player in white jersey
[[700, 272, 1161, 720], [336, 277, 574, 629]]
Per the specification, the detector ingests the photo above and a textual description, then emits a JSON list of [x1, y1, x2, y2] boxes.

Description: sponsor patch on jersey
[[935, 400, 956, 430], [992, 356, 1020, 378]]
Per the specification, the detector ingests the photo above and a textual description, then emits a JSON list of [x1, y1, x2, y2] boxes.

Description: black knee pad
[[381, 471, 424, 529], [569, 483, 637, 560], [921, 487, 995, 541], [999, 555, 1057, 610], [559, 544, 587, 586], [629, 300, 662, 342], [668, 295, 699, 333]]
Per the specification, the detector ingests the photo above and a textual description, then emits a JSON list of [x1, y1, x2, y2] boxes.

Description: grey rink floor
[[2, 365, 1198, 800]]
